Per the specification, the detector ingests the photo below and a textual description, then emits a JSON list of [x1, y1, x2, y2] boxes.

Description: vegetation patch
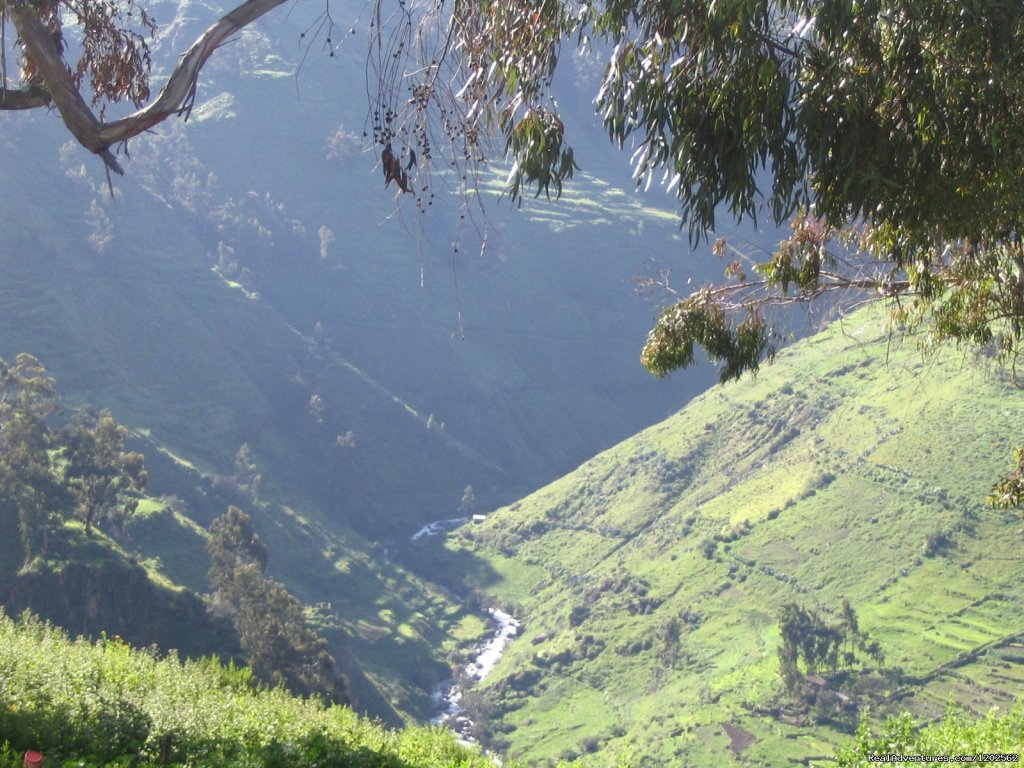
[[443, 310, 1024, 766], [0, 611, 509, 768]]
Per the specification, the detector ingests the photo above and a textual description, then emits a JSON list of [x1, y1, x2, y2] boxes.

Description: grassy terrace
[[435, 309, 1024, 766]]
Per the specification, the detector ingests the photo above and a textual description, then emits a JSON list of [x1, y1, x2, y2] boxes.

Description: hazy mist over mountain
[[0, 0, 790, 535], [0, 0, 802, 742]]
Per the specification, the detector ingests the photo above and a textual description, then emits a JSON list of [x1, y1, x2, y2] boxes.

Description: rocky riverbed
[[410, 519, 520, 744]]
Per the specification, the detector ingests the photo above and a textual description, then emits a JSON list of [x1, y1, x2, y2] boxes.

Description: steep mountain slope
[[0, 0, 780, 537], [0, 516, 240, 662], [436, 309, 1024, 766], [0, 0, 790, 728]]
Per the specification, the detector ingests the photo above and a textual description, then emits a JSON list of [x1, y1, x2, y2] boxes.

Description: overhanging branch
[[0, 83, 51, 109], [97, 0, 289, 146], [1, 0, 289, 172], [4, 0, 124, 171]]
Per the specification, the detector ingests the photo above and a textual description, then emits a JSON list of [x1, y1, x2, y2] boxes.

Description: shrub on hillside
[[0, 610, 504, 768], [836, 707, 1024, 767]]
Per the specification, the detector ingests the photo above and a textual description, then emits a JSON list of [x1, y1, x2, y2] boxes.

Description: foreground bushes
[[0, 611, 503, 767], [836, 707, 1024, 767]]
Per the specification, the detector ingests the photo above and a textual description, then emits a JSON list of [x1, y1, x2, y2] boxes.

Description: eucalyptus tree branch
[[4, 0, 124, 171], [1, 0, 289, 172], [98, 0, 287, 145], [0, 83, 51, 109]]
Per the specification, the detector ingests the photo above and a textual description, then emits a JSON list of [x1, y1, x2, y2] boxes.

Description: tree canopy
[[62, 407, 147, 534], [0, 354, 64, 563], [0, 354, 147, 561], [207, 506, 348, 703]]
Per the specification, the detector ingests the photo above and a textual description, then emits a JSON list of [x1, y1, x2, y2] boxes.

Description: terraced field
[[420, 309, 1024, 766]]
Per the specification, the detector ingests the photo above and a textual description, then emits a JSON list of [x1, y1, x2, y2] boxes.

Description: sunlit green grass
[[444, 307, 1024, 766], [0, 610, 514, 768]]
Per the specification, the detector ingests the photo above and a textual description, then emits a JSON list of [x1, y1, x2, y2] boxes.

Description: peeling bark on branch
[[1, 0, 288, 172], [96, 0, 288, 145], [4, 0, 123, 170]]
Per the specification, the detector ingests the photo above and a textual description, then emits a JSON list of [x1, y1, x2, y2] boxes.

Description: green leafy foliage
[[0, 355, 64, 565], [504, 109, 578, 202], [800, 3, 1024, 245], [0, 610, 508, 768], [207, 506, 348, 704], [777, 600, 882, 698], [374, 0, 1024, 396], [413, 0, 1023, 244], [620, 0, 1024, 382], [989, 448, 1024, 510], [0, 354, 145, 561], [591, 0, 806, 235], [641, 295, 773, 382], [207, 505, 268, 579], [836, 707, 1024, 767], [61, 407, 148, 534]]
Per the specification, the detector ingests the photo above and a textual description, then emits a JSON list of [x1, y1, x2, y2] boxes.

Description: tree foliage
[[206, 506, 348, 704], [0, 610, 498, 768], [364, 0, 1024, 403], [988, 447, 1024, 510], [370, 3, 1024, 245], [61, 407, 148, 534], [0, 355, 64, 563], [778, 600, 882, 697], [0, 354, 144, 562], [208, 504, 268, 580], [610, 0, 1024, 384], [837, 706, 1024, 768]]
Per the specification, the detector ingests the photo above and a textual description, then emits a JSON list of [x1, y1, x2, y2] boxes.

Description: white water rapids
[[430, 608, 520, 741], [410, 519, 520, 743], [410, 517, 469, 541]]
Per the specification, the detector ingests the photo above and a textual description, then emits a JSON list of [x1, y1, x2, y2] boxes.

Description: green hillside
[[0, 517, 239, 663], [428, 309, 1024, 766], [111, 489, 475, 724], [0, 610, 511, 768]]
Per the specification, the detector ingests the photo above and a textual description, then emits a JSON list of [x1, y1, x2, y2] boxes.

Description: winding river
[[430, 608, 520, 742], [410, 519, 520, 743]]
